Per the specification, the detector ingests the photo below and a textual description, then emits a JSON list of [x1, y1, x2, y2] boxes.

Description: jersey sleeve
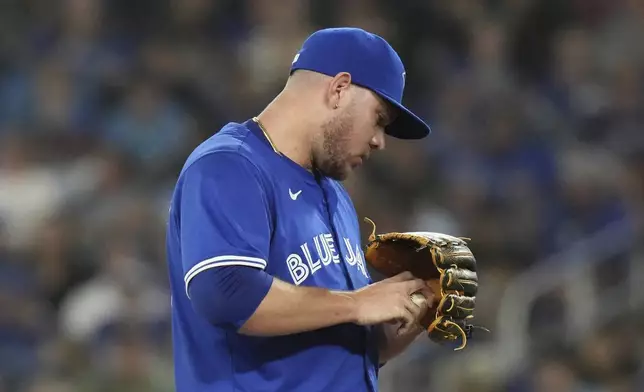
[[179, 152, 273, 297]]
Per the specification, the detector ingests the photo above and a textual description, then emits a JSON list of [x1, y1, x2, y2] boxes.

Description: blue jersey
[[165, 119, 380, 392]]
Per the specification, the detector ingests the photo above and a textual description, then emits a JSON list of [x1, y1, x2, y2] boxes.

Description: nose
[[370, 129, 386, 151]]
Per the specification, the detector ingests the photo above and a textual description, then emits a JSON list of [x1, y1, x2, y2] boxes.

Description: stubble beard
[[313, 111, 353, 181]]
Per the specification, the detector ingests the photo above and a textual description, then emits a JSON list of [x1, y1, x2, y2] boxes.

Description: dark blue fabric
[[188, 266, 273, 329]]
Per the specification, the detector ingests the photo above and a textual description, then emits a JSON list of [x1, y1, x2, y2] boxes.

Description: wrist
[[329, 290, 359, 324]]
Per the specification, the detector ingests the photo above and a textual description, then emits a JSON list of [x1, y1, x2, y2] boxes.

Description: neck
[[255, 93, 317, 170]]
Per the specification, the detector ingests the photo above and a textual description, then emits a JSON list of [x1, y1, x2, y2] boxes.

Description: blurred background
[[0, 0, 643, 391]]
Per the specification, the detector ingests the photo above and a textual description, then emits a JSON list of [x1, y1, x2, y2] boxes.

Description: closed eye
[[376, 112, 388, 128]]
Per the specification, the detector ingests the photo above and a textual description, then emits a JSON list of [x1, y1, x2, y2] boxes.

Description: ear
[[327, 72, 352, 109]]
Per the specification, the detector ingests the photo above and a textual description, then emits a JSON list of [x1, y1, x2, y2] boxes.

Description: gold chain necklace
[[252, 117, 280, 155]]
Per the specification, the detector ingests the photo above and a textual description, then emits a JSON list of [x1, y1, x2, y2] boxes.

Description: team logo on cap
[[292, 53, 300, 64]]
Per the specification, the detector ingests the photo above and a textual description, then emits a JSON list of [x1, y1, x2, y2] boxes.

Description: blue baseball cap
[[290, 27, 431, 139]]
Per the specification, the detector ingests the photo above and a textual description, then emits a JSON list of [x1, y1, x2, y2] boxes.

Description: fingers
[[397, 304, 424, 336], [396, 307, 417, 335], [396, 294, 428, 335], [381, 272, 432, 298], [403, 278, 429, 295], [397, 321, 416, 336], [382, 271, 415, 283]]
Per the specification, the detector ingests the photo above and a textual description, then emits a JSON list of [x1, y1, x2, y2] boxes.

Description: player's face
[[314, 89, 394, 181]]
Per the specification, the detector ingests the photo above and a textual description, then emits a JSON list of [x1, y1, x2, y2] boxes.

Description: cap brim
[[376, 90, 431, 140]]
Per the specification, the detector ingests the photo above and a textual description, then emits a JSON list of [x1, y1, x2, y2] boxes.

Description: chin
[[322, 167, 351, 181], [316, 159, 354, 181], [338, 166, 357, 181], [329, 171, 350, 182]]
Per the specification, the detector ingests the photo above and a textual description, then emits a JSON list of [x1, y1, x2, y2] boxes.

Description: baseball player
[[165, 27, 434, 392]]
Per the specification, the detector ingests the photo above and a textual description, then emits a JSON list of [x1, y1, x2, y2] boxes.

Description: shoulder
[[169, 124, 277, 218], [179, 121, 271, 184], [167, 122, 279, 217]]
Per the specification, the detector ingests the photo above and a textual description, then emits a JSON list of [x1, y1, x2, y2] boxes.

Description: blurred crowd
[[1, 0, 643, 391]]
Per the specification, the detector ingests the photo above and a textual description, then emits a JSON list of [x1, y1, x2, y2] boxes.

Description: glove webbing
[[429, 245, 471, 350]]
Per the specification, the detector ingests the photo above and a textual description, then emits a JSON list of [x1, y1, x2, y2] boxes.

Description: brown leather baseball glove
[[363, 218, 487, 350]]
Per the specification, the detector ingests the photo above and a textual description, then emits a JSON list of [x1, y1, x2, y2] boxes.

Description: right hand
[[349, 272, 434, 335]]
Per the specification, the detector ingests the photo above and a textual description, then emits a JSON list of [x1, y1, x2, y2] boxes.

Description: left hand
[[377, 295, 431, 363]]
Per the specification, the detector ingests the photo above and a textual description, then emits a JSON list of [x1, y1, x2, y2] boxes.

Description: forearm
[[188, 266, 358, 337], [189, 266, 430, 339], [239, 278, 357, 336], [377, 322, 424, 364]]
